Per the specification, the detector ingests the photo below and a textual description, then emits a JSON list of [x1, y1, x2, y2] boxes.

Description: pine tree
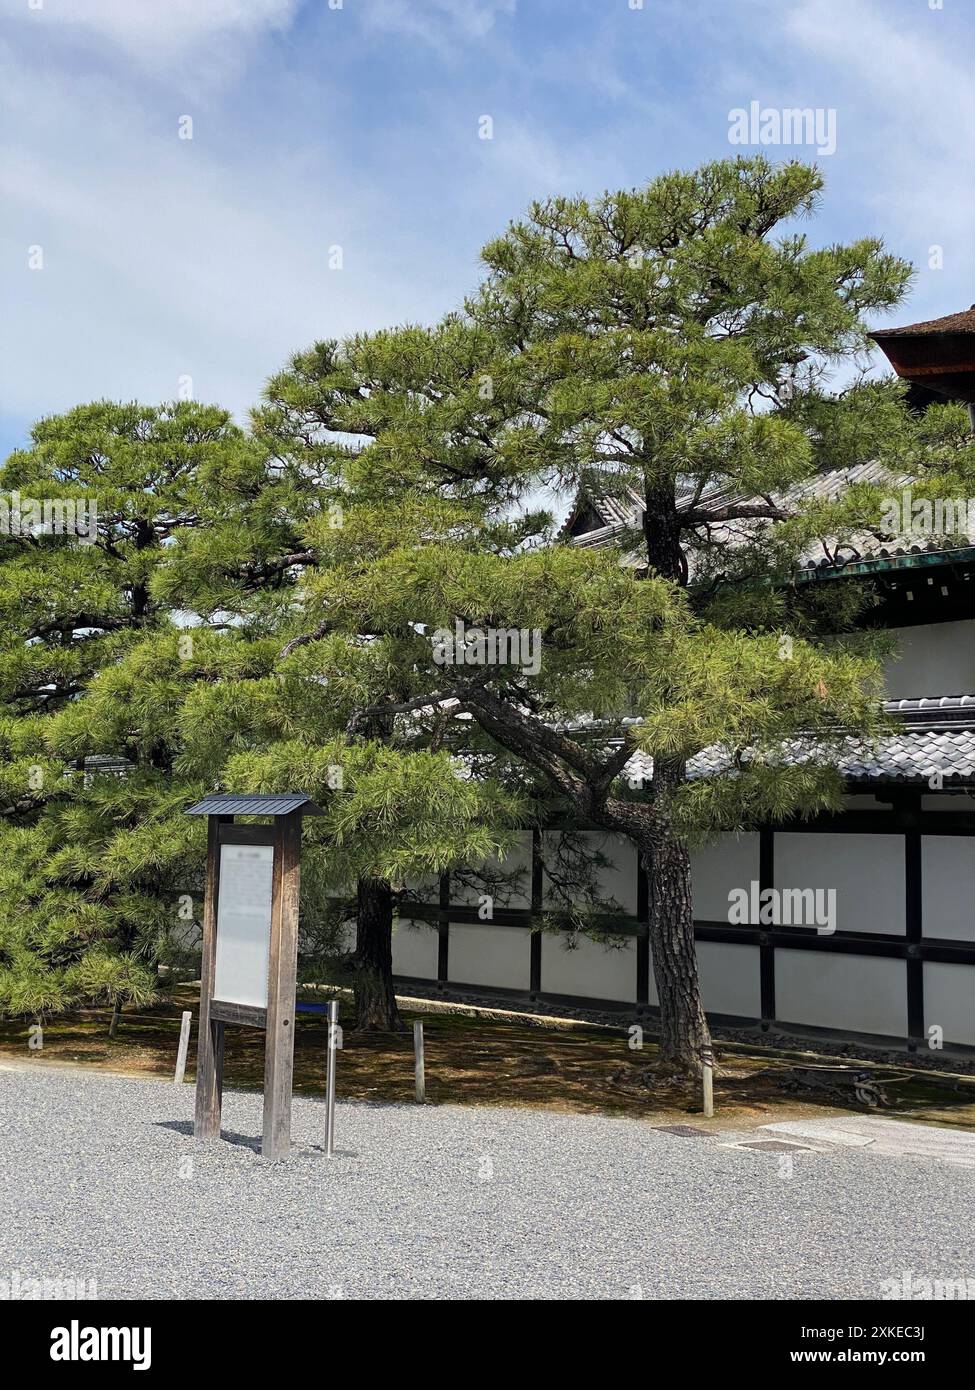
[[0, 399, 525, 1029], [140, 421, 527, 1031], [0, 401, 259, 1017], [259, 157, 951, 1071]]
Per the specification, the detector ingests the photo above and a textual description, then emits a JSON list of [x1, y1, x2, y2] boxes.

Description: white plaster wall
[[921, 837, 975, 941], [541, 934, 637, 1002], [541, 831, 638, 914], [173, 920, 202, 950], [924, 963, 975, 1047], [451, 832, 532, 908], [774, 832, 904, 935], [448, 924, 532, 990], [696, 942, 761, 1019], [403, 873, 439, 904], [690, 834, 760, 922], [775, 950, 907, 1036], [389, 817, 975, 1042], [391, 918, 439, 978], [883, 620, 975, 699]]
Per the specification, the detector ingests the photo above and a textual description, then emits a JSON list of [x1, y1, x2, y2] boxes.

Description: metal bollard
[[325, 999, 339, 1156], [413, 1021, 425, 1103]]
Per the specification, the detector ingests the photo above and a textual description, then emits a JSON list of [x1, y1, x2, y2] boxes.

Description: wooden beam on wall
[[759, 827, 776, 1029], [437, 872, 450, 986], [636, 859, 650, 1008], [530, 829, 543, 996], [905, 820, 925, 1049]]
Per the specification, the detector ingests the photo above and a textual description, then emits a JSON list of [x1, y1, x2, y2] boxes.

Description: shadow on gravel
[[156, 1119, 262, 1153], [155, 1120, 360, 1160]]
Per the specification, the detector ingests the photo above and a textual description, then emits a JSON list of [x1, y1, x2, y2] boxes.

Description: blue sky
[[2, 0, 973, 460]]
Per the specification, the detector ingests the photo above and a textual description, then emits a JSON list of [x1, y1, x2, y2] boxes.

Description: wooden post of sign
[[194, 815, 229, 1140], [261, 810, 302, 1160]]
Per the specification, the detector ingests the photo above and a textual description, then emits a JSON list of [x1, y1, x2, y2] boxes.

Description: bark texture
[[643, 827, 710, 1069], [352, 875, 402, 1032], [599, 788, 711, 1074]]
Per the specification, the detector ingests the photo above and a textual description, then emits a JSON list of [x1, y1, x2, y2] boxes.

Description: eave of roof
[[871, 306, 975, 339], [622, 727, 975, 790], [796, 543, 975, 581], [597, 696, 975, 790]]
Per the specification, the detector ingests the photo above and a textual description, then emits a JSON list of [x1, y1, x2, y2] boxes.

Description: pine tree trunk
[[600, 797, 711, 1074], [108, 999, 122, 1039], [644, 827, 711, 1074], [642, 481, 688, 583], [352, 876, 403, 1032]]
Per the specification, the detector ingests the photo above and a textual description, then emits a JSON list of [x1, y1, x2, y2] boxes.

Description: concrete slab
[[762, 1117, 975, 1168]]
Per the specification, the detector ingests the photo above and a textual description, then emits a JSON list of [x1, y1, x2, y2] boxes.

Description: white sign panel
[[214, 842, 274, 1008]]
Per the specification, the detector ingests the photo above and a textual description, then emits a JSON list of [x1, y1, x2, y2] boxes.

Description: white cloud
[[363, 0, 516, 50], [784, 0, 975, 312], [6, 0, 300, 62], [5, 0, 971, 451], [0, 45, 456, 425]]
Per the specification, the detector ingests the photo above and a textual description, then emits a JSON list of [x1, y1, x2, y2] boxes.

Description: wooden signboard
[[185, 794, 321, 1160]]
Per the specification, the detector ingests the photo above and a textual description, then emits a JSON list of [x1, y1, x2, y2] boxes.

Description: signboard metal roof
[[185, 793, 323, 817]]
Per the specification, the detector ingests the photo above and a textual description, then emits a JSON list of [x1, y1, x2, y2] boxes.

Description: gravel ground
[[2, 1063, 974, 1300]]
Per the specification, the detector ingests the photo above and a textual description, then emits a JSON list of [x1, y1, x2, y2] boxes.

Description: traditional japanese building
[[392, 309, 975, 1053]]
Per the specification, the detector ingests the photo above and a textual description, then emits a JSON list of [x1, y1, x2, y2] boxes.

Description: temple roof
[[563, 462, 975, 575], [871, 304, 975, 403], [871, 306, 975, 338], [623, 725, 975, 789]]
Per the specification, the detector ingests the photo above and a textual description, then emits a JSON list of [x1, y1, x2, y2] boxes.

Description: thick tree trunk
[[352, 876, 403, 1032], [642, 481, 687, 584], [600, 796, 711, 1074], [643, 827, 711, 1072]]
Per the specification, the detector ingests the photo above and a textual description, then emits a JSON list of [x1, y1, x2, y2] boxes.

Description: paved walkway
[[1, 1064, 973, 1300], [763, 1117, 975, 1167]]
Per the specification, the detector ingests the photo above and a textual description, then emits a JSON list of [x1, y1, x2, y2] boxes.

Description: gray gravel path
[[1, 1063, 973, 1300]]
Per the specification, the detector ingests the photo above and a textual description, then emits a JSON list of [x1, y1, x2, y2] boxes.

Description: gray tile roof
[[622, 726, 975, 788], [564, 461, 975, 574], [887, 695, 975, 728], [840, 729, 975, 784]]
